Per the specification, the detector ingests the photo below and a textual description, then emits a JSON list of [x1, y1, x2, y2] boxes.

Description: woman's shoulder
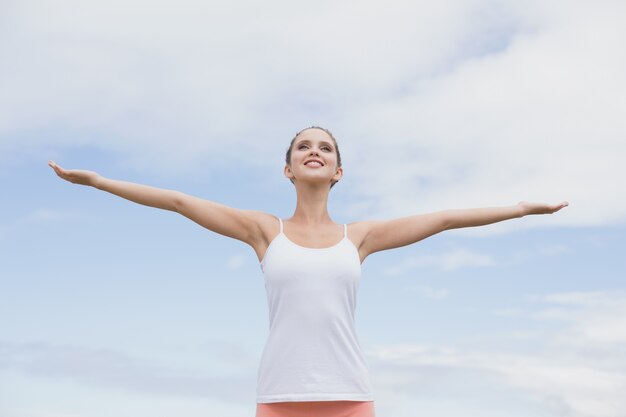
[[346, 219, 378, 243], [245, 211, 280, 243], [245, 210, 277, 229]]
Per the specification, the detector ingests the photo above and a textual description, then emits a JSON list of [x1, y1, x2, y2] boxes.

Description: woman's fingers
[[49, 161, 65, 178], [518, 200, 569, 215], [48, 160, 61, 173], [551, 201, 569, 213], [48, 161, 99, 186], [48, 160, 73, 182]]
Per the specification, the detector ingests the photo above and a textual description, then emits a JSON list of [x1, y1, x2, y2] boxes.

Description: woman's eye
[[298, 144, 331, 151]]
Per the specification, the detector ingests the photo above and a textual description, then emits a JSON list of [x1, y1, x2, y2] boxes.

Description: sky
[[1, 0, 625, 416]]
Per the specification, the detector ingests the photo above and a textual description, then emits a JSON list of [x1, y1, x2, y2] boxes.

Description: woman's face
[[286, 128, 342, 187]]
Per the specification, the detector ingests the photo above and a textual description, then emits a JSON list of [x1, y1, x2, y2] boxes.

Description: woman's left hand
[[518, 201, 569, 216]]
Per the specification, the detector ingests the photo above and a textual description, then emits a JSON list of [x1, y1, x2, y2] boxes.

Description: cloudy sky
[[1, 0, 625, 416]]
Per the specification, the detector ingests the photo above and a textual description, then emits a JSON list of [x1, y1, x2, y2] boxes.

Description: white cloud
[[225, 254, 246, 270], [406, 284, 451, 300], [383, 247, 496, 275], [366, 289, 626, 417], [528, 290, 626, 345], [0, 208, 78, 238], [0, 339, 253, 404], [538, 243, 568, 256], [2, 0, 623, 225]]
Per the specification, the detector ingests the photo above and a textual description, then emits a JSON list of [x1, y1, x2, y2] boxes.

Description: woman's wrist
[[91, 174, 102, 189]]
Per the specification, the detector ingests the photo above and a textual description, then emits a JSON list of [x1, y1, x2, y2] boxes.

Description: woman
[[48, 126, 568, 417]]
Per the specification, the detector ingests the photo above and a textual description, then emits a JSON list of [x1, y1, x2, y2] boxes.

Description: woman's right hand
[[48, 160, 101, 187]]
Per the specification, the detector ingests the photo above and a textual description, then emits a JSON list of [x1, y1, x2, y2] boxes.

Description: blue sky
[[1, 1, 625, 416]]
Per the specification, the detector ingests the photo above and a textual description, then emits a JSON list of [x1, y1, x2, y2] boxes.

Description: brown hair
[[285, 126, 342, 189]]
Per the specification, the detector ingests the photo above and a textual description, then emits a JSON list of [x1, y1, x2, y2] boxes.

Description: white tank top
[[256, 216, 374, 403]]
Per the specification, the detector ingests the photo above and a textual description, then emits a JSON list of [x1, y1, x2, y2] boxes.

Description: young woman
[[48, 126, 568, 417]]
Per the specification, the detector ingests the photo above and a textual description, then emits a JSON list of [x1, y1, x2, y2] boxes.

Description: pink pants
[[256, 400, 375, 417]]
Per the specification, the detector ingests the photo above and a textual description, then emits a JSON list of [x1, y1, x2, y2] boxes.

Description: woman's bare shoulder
[[346, 219, 380, 248], [246, 210, 280, 242]]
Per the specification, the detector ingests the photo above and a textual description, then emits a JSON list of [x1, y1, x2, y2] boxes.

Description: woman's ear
[[333, 166, 343, 182], [284, 164, 293, 180]]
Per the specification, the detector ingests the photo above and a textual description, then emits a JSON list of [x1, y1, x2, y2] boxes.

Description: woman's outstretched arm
[[48, 160, 182, 211], [444, 201, 569, 230], [48, 160, 261, 245], [358, 201, 569, 261]]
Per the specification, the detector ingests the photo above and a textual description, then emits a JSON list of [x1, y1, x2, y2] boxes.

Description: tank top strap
[[343, 223, 347, 238], [278, 217, 284, 233]]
